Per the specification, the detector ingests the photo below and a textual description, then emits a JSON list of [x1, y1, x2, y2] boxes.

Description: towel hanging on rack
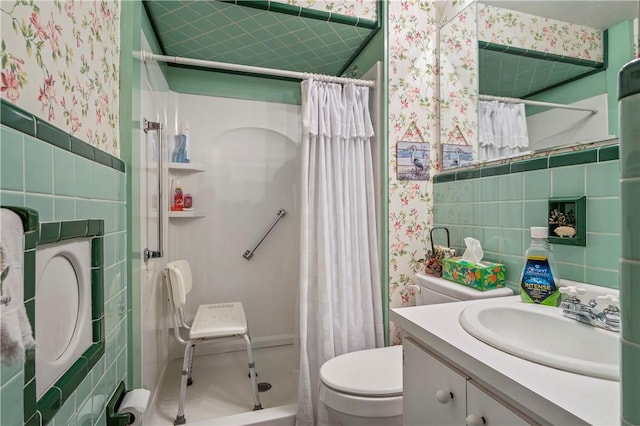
[[0, 208, 35, 365]]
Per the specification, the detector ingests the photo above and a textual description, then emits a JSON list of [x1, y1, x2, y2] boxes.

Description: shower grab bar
[[243, 209, 287, 261], [143, 118, 163, 263]]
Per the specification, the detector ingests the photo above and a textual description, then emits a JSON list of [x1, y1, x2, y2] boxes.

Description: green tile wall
[[433, 155, 620, 290], [619, 59, 640, 425], [1, 127, 24, 191], [0, 125, 127, 426]]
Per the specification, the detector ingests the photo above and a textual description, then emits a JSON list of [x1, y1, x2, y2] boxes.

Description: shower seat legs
[[174, 336, 261, 424], [243, 334, 263, 410], [187, 344, 195, 386], [175, 343, 194, 425]]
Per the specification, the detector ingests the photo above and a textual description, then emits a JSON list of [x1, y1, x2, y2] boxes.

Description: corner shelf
[[168, 162, 206, 173], [168, 209, 206, 218], [168, 162, 206, 219]]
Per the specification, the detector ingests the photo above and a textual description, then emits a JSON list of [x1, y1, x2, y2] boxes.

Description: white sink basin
[[459, 300, 620, 381]]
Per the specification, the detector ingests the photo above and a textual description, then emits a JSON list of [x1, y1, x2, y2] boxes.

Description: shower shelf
[[169, 209, 206, 218], [168, 162, 206, 219], [168, 162, 206, 172]]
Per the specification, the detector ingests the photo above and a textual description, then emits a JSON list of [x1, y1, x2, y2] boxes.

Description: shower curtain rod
[[138, 51, 375, 87], [479, 94, 598, 114]]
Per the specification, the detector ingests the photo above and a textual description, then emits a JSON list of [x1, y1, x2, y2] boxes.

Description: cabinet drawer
[[466, 382, 530, 426], [403, 338, 467, 426]]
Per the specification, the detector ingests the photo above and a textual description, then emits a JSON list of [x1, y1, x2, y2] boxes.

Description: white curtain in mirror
[[296, 80, 383, 425], [478, 100, 530, 161]]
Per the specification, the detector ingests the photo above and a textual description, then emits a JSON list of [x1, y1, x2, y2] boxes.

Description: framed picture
[[397, 141, 430, 180], [441, 144, 473, 170]]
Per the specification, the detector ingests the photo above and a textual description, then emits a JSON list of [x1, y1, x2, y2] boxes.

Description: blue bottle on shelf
[[174, 122, 190, 163]]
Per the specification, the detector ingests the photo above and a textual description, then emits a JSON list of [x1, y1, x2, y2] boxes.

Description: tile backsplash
[[0, 124, 127, 426], [433, 147, 620, 289]]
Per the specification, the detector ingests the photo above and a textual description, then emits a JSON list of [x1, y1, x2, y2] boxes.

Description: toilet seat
[[319, 346, 403, 418]]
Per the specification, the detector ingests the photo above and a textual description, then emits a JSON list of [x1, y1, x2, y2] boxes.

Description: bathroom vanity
[[391, 296, 620, 426]]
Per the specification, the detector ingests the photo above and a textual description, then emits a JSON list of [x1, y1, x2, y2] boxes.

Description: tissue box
[[442, 257, 505, 291]]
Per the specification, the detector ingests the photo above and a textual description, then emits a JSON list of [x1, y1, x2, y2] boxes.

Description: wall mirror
[[439, 0, 638, 170]]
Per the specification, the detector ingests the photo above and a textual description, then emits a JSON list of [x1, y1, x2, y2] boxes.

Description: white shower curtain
[[296, 80, 384, 426], [478, 100, 529, 161]]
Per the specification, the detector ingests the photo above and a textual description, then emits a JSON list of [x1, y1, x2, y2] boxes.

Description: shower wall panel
[[139, 33, 173, 403], [168, 94, 301, 357]]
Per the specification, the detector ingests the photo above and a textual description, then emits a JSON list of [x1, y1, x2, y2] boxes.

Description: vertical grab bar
[[143, 118, 163, 262], [242, 209, 287, 260]]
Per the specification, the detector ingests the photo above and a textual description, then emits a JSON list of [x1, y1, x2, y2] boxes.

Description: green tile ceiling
[[479, 47, 604, 99], [144, 1, 376, 76]]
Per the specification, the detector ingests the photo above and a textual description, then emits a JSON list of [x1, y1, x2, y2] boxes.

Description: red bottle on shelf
[[172, 186, 184, 211]]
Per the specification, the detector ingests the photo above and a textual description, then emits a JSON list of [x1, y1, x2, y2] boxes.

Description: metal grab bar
[[243, 209, 287, 260], [143, 118, 163, 262]]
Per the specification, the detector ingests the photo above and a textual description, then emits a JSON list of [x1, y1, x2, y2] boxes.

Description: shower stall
[[138, 54, 382, 426], [138, 36, 303, 425], [134, 1, 384, 422]]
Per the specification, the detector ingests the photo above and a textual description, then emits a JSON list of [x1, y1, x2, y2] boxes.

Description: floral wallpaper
[[1, 0, 121, 157], [388, 0, 440, 345], [478, 4, 604, 62], [435, 0, 474, 28], [439, 3, 477, 158], [282, 0, 377, 22]]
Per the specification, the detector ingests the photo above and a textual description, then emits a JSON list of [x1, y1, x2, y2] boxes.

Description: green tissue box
[[442, 257, 506, 291]]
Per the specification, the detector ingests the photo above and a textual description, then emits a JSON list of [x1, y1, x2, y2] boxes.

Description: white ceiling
[[481, 1, 638, 29]]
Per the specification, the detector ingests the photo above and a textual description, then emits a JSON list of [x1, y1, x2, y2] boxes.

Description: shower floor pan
[[147, 344, 297, 425]]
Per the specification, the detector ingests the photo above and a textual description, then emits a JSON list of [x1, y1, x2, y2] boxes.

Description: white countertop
[[391, 296, 620, 426]]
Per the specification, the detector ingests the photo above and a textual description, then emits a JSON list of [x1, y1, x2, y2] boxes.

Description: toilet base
[[323, 405, 402, 426]]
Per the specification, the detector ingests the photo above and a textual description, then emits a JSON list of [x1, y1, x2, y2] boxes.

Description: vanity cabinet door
[[466, 382, 530, 426], [403, 338, 467, 426]]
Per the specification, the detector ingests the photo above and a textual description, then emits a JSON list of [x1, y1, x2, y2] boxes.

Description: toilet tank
[[414, 272, 513, 305]]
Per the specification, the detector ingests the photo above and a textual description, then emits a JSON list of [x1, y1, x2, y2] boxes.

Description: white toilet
[[319, 273, 514, 425]]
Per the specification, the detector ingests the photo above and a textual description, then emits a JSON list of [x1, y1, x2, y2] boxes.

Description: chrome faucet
[[559, 287, 620, 332]]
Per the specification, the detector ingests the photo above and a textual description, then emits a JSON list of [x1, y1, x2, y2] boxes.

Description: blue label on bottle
[[521, 257, 556, 304]]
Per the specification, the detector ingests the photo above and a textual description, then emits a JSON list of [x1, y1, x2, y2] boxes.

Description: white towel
[[1, 208, 36, 365]]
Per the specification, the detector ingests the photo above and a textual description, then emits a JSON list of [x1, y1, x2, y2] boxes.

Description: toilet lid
[[319, 346, 403, 397]]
